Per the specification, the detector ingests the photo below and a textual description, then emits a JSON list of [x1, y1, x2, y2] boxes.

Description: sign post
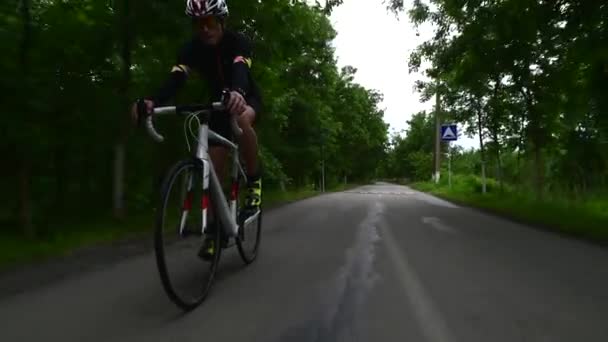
[[441, 124, 458, 188], [447, 143, 452, 188]]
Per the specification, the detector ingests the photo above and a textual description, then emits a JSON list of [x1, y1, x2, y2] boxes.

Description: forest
[[1, 0, 388, 238], [382, 0, 607, 239], [2, 0, 606, 252], [384, 0, 607, 197]]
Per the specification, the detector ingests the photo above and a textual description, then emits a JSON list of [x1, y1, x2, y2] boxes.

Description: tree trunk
[[476, 105, 487, 194], [53, 146, 67, 217], [18, 0, 34, 236], [496, 146, 503, 192], [527, 121, 544, 198], [20, 0, 30, 66], [490, 75, 503, 192], [516, 112, 524, 185], [84, 149, 96, 206], [522, 89, 544, 199], [113, 0, 133, 219], [113, 143, 126, 218], [533, 140, 544, 199], [489, 129, 503, 192], [19, 160, 34, 238], [433, 84, 441, 183]]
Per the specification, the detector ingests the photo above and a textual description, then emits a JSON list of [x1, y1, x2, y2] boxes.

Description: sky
[[324, 0, 479, 150]]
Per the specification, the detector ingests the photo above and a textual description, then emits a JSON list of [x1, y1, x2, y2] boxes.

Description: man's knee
[[237, 106, 256, 129]]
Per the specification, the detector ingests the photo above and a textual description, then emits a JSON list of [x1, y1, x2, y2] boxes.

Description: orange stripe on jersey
[[233, 56, 252, 68]]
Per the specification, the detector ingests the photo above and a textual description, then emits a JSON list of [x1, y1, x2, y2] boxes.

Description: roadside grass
[[411, 174, 608, 243], [0, 215, 152, 271], [0, 183, 361, 270]]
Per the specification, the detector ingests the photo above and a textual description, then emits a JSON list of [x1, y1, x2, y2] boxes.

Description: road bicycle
[[136, 91, 262, 311]]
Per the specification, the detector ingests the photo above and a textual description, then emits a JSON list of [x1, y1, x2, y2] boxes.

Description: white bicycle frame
[[145, 102, 259, 238]]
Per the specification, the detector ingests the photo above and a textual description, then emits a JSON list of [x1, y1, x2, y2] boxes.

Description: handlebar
[[136, 91, 243, 143]]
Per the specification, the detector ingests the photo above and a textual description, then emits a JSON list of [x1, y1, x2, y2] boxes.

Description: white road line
[[380, 223, 456, 342], [421, 217, 457, 234]]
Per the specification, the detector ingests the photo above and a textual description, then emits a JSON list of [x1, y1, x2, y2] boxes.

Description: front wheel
[[154, 159, 221, 311]]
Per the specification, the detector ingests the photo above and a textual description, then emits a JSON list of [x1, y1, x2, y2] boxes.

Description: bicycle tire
[[154, 159, 221, 311], [235, 172, 263, 264]]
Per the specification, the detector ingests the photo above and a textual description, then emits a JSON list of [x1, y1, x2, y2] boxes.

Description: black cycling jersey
[[150, 30, 262, 113]]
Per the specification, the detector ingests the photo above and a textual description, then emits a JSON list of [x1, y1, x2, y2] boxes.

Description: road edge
[[0, 184, 363, 300], [404, 183, 608, 249]]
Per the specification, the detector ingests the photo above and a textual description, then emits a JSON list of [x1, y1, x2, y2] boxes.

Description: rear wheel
[[154, 159, 221, 311], [235, 173, 262, 264]]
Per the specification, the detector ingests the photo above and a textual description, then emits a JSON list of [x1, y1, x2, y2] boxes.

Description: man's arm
[[149, 42, 195, 105], [231, 33, 254, 97]]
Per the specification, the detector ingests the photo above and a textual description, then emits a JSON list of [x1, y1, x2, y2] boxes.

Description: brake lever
[[221, 89, 231, 106]]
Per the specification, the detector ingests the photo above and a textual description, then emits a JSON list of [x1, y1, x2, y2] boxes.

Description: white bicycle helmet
[[186, 0, 229, 17]]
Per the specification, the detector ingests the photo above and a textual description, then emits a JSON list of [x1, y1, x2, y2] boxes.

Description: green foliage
[[453, 174, 501, 194], [407, 151, 433, 181], [380, 111, 442, 181], [1, 0, 388, 236], [385, 0, 608, 202]]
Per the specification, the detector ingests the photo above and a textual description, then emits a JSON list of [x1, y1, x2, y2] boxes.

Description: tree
[[387, 111, 436, 181], [0, 0, 390, 235], [387, 0, 607, 198]]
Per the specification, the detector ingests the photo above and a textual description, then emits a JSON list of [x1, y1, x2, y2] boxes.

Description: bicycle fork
[[178, 174, 194, 236], [201, 159, 210, 234], [177, 160, 211, 236]]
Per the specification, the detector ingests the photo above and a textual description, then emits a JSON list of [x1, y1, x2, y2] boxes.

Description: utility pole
[[433, 80, 441, 183]]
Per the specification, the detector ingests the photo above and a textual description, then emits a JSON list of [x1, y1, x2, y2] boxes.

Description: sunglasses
[[194, 16, 222, 29]]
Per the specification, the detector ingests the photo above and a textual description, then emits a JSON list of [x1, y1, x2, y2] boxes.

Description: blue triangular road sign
[[442, 126, 457, 140]]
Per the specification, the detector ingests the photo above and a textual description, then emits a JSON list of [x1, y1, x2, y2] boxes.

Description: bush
[[407, 151, 433, 181], [259, 145, 289, 189], [441, 174, 506, 194], [465, 175, 499, 193]]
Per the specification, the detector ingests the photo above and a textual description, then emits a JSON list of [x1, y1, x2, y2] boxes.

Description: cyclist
[[131, 0, 262, 259]]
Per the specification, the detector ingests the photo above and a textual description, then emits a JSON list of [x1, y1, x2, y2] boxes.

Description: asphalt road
[[1, 183, 608, 342]]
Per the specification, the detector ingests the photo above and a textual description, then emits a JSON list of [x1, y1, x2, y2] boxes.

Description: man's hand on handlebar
[[131, 99, 155, 126], [226, 90, 247, 116]]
